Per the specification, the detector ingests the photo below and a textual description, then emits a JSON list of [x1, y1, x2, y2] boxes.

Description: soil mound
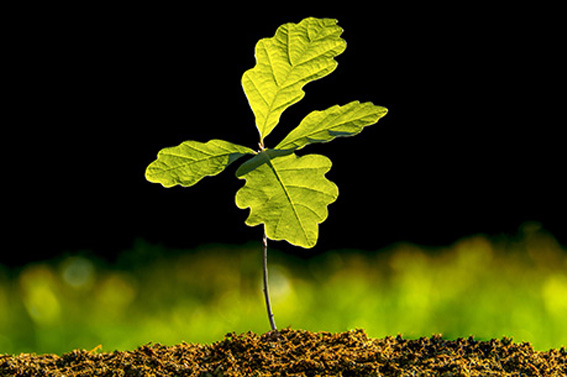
[[1, 329, 565, 376]]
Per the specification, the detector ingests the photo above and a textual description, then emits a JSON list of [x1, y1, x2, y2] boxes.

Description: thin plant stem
[[262, 232, 277, 331]]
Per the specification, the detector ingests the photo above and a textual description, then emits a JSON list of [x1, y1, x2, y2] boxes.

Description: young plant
[[145, 17, 387, 331]]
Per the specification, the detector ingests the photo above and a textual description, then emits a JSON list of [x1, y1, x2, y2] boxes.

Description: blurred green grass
[[1, 222, 565, 355]]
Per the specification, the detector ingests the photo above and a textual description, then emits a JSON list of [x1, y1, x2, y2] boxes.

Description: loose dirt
[[1, 329, 565, 376]]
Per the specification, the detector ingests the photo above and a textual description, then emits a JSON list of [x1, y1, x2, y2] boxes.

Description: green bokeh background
[[1, 222, 565, 355]]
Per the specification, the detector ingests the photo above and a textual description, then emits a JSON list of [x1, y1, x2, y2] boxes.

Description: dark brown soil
[[1, 329, 565, 376]]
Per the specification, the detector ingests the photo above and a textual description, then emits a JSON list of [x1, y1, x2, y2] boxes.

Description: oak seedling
[[146, 17, 387, 331]]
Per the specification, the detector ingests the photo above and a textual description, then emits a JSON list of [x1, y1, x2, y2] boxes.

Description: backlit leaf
[[146, 139, 254, 188], [235, 152, 338, 248], [276, 101, 388, 151], [242, 17, 346, 143], [145, 17, 388, 252]]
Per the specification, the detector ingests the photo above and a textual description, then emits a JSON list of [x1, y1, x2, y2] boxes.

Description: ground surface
[[1, 329, 565, 376]]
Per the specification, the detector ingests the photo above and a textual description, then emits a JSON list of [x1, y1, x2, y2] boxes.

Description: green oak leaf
[[242, 17, 346, 143], [145, 17, 388, 250], [276, 101, 388, 151], [145, 139, 254, 188], [235, 152, 338, 248]]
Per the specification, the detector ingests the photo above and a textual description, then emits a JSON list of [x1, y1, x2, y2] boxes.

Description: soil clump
[[1, 328, 565, 376]]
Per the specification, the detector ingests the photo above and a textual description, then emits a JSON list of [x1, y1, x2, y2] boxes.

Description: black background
[[5, 4, 564, 266]]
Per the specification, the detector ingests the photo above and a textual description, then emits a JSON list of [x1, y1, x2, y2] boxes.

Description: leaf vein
[[245, 75, 271, 108], [267, 160, 309, 243], [287, 184, 336, 198], [262, 43, 280, 87]]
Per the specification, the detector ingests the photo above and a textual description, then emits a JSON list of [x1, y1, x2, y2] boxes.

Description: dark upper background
[[5, 4, 564, 265]]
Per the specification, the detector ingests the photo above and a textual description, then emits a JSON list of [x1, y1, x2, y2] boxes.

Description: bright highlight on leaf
[[235, 153, 338, 248], [145, 139, 254, 188], [145, 17, 388, 248], [242, 17, 347, 143]]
